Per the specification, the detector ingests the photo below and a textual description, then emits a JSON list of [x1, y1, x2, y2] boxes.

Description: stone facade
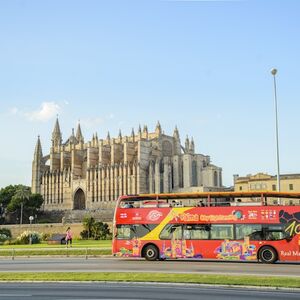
[[32, 119, 223, 211], [234, 172, 300, 204]]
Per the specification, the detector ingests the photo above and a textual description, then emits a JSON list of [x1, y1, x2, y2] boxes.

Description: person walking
[[65, 227, 73, 248]]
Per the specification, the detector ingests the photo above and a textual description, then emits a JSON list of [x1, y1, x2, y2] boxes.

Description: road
[[0, 257, 299, 277], [0, 282, 299, 300]]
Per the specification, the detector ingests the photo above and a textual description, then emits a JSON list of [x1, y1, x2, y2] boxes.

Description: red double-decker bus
[[112, 192, 300, 263]]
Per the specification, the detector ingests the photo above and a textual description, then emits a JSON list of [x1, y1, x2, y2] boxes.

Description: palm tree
[[14, 186, 31, 225], [83, 215, 95, 239]]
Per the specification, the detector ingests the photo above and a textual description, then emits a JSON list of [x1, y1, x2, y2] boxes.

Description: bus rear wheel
[[259, 246, 278, 264], [143, 245, 159, 261]]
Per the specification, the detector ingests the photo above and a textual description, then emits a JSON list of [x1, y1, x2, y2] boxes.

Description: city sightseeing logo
[[146, 210, 163, 221]]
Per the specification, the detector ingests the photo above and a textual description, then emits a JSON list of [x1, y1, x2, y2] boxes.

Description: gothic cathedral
[[32, 119, 222, 211]]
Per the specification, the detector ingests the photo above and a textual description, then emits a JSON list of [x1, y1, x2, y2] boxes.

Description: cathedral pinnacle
[[138, 125, 142, 138], [52, 117, 62, 147], [107, 131, 111, 141], [76, 121, 84, 143], [190, 137, 195, 153], [143, 125, 148, 139], [34, 135, 43, 159], [173, 125, 180, 140], [68, 128, 77, 145], [155, 121, 162, 135], [185, 135, 190, 153], [118, 129, 122, 140], [131, 128, 135, 142]]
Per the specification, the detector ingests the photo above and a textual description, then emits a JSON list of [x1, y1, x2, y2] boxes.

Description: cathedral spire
[[32, 135, 44, 194], [155, 121, 162, 136], [118, 129, 122, 140], [107, 131, 110, 141], [52, 117, 62, 147], [76, 121, 84, 143], [34, 135, 43, 159]]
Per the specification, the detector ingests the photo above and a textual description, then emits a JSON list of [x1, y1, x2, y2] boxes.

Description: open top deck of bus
[[116, 191, 300, 208]]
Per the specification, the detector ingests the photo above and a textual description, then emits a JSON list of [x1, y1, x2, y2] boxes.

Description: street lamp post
[[20, 202, 23, 225], [271, 68, 281, 203], [29, 216, 34, 244]]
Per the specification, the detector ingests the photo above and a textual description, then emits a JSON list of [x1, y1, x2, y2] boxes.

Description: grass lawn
[[0, 240, 112, 256], [0, 272, 299, 288], [0, 239, 112, 249], [0, 249, 111, 256]]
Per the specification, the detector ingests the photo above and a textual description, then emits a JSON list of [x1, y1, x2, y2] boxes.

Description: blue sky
[[0, 0, 299, 188]]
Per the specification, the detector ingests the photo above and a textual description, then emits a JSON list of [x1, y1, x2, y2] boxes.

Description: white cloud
[[10, 102, 61, 122], [25, 102, 60, 122]]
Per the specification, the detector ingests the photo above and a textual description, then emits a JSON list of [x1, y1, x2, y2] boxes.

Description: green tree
[[7, 186, 31, 224], [92, 221, 111, 240], [82, 215, 96, 239], [1, 185, 43, 224], [0, 185, 23, 208], [81, 215, 111, 240], [8, 192, 43, 216], [0, 185, 29, 224]]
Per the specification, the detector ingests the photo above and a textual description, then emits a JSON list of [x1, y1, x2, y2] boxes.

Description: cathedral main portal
[[73, 188, 86, 210]]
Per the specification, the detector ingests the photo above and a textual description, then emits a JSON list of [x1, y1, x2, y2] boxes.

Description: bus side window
[[248, 231, 264, 241], [160, 224, 182, 240], [235, 224, 262, 240], [264, 225, 285, 241], [184, 225, 210, 240], [210, 225, 234, 240], [116, 225, 131, 239]]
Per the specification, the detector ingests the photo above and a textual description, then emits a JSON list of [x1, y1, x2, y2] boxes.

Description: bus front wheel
[[259, 246, 278, 264], [143, 245, 159, 261]]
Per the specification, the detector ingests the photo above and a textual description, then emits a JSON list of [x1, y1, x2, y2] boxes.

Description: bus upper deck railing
[[117, 191, 300, 208]]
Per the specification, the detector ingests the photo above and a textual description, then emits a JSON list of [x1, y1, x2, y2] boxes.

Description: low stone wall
[[0, 222, 112, 239], [0, 223, 83, 239]]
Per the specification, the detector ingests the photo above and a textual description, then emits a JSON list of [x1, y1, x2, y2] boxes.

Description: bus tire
[[259, 246, 278, 264], [143, 244, 159, 261]]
